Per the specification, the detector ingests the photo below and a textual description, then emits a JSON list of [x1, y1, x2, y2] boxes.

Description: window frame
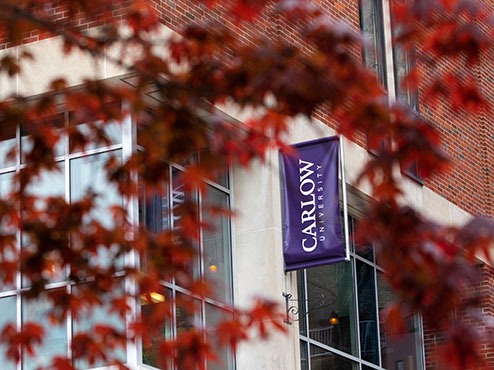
[[137, 140, 235, 370], [0, 101, 236, 370], [0, 104, 128, 370], [359, 0, 388, 89]]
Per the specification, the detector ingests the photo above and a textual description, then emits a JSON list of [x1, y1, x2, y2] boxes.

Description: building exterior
[[0, 1, 492, 370]]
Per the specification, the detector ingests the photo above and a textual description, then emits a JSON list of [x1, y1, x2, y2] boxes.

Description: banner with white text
[[281, 136, 345, 271]]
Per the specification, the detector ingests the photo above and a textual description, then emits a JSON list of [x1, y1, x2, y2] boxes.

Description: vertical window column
[[139, 151, 234, 370]]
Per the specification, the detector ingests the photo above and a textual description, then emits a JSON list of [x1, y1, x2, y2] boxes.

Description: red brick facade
[[419, 18, 494, 217], [423, 264, 494, 370], [0, 2, 131, 50]]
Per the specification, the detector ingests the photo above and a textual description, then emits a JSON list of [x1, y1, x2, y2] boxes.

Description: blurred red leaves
[[1, 322, 44, 363], [71, 325, 127, 367], [0, 0, 492, 368], [358, 203, 493, 368]]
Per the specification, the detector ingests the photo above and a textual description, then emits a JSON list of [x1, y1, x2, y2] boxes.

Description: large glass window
[[298, 215, 424, 370], [0, 98, 233, 370], [22, 293, 68, 370], [360, 0, 422, 181], [0, 296, 16, 370], [140, 153, 234, 370], [0, 171, 16, 292], [70, 151, 124, 270], [0, 108, 126, 369], [377, 274, 423, 370], [390, 4, 422, 182], [359, 0, 387, 87], [72, 281, 127, 369]]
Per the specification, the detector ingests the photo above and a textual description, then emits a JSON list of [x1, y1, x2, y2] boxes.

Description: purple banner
[[281, 136, 344, 271]]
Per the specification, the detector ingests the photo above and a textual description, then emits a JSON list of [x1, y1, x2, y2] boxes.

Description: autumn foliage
[[0, 0, 493, 369]]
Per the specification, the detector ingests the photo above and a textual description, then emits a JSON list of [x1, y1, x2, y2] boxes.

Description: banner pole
[[339, 135, 351, 261]]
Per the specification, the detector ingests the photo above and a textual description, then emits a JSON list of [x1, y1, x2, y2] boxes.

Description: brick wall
[[416, 0, 494, 218], [0, 3, 130, 50], [474, 263, 494, 369], [422, 263, 494, 370]]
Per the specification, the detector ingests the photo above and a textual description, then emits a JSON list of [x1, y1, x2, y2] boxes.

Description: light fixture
[[141, 291, 166, 305], [208, 264, 218, 273], [207, 244, 219, 273], [329, 311, 339, 326]]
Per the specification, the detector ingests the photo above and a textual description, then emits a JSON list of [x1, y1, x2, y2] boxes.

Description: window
[[0, 106, 126, 369], [390, 3, 422, 182], [359, 0, 387, 88], [0, 95, 235, 370], [392, 42, 417, 110], [298, 215, 424, 370], [390, 2, 418, 112], [360, 0, 422, 182], [139, 154, 234, 369], [359, 0, 391, 155], [359, 0, 418, 108]]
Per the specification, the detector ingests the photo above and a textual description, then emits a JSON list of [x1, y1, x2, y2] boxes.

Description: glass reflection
[[198, 150, 229, 188], [0, 172, 16, 292], [0, 125, 16, 169], [378, 273, 423, 370], [356, 245, 374, 263], [72, 282, 126, 369], [0, 171, 14, 195], [356, 259, 379, 365], [352, 218, 374, 262], [21, 131, 65, 164], [70, 151, 123, 270], [145, 185, 170, 234], [141, 289, 172, 369], [203, 186, 232, 303], [22, 294, 67, 370], [141, 179, 174, 280], [309, 345, 359, 370], [0, 296, 16, 370], [25, 165, 65, 210], [205, 303, 234, 370], [360, 0, 386, 85], [171, 167, 199, 280], [23, 165, 66, 287], [176, 293, 199, 333], [306, 263, 358, 357], [300, 340, 309, 370], [21, 114, 65, 164], [69, 120, 122, 153], [70, 151, 122, 227]]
